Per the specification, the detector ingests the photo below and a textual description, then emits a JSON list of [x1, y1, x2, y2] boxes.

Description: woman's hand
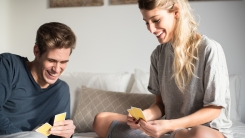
[[126, 113, 141, 129], [50, 119, 75, 138], [139, 119, 171, 138]]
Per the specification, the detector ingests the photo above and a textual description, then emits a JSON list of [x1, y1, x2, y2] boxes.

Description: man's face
[[35, 47, 71, 88]]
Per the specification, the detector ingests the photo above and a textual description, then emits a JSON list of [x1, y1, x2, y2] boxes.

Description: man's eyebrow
[[143, 15, 159, 21], [47, 58, 69, 62], [61, 60, 69, 62]]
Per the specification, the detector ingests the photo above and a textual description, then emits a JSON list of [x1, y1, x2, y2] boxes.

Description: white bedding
[[72, 121, 245, 138], [231, 121, 245, 138], [60, 71, 244, 138], [73, 132, 99, 138]]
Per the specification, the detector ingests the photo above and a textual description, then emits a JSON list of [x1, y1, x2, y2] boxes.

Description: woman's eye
[[153, 19, 160, 23]]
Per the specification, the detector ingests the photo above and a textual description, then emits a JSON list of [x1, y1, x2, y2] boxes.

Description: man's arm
[[0, 54, 22, 134]]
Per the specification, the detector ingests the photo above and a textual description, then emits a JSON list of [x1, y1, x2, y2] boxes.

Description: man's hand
[[50, 119, 75, 138]]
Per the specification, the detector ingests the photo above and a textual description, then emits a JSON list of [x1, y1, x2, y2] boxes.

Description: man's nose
[[53, 63, 61, 73]]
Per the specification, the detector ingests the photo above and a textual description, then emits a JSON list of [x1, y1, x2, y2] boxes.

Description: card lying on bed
[[127, 107, 146, 121]]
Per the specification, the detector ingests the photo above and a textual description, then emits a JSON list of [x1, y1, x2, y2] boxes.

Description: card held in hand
[[54, 112, 66, 123], [35, 123, 52, 136], [35, 112, 66, 136], [127, 107, 146, 121]]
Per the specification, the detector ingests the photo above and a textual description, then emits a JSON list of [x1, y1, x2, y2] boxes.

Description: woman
[[93, 0, 233, 138]]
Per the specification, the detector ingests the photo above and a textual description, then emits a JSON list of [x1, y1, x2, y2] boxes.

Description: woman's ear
[[173, 4, 180, 19]]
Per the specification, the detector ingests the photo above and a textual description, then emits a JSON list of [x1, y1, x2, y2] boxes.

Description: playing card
[[127, 109, 137, 119], [35, 123, 52, 136], [132, 107, 146, 121], [127, 107, 146, 121], [54, 112, 66, 123]]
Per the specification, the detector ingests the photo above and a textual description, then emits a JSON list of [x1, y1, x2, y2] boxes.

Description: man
[[0, 22, 76, 138]]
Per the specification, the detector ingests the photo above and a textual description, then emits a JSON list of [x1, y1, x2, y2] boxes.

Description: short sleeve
[[203, 40, 230, 108], [148, 46, 161, 95]]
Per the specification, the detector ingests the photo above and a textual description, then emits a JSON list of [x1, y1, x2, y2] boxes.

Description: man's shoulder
[[0, 52, 24, 62], [0, 52, 15, 59]]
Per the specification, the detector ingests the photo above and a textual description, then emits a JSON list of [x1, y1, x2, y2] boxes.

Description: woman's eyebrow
[[143, 15, 159, 21]]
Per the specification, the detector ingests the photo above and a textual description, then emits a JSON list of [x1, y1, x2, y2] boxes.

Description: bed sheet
[[73, 121, 245, 138], [73, 132, 99, 138], [231, 121, 245, 138]]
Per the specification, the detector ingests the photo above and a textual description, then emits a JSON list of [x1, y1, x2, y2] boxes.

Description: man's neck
[[26, 61, 49, 89]]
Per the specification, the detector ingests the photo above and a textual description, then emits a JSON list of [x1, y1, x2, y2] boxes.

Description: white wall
[[1, 0, 245, 122], [0, 0, 10, 53]]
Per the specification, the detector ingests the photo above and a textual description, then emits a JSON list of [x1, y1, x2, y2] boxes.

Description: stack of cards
[[35, 112, 66, 136], [127, 107, 146, 121]]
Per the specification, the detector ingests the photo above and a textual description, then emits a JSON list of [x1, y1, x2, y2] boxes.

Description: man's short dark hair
[[35, 22, 76, 55]]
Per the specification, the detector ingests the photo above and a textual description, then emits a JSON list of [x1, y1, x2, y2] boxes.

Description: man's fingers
[[53, 119, 74, 126]]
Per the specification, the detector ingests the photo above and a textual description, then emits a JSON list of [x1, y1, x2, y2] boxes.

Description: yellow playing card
[[127, 109, 137, 120], [35, 123, 52, 136], [131, 107, 146, 121], [54, 112, 66, 123], [127, 107, 146, 121]]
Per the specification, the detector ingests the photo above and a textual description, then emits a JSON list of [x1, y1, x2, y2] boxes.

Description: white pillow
[[130, 69, 241, 121], [59, 72, 132, 118], [130, 68, 151, 94], [229, 74, 241, 121]]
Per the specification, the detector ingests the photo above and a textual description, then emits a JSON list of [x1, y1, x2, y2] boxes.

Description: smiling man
[[0, 22, 76, 138]]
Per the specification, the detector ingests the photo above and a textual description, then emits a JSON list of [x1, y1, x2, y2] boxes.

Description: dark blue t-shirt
[[0, 53, 70, 137]]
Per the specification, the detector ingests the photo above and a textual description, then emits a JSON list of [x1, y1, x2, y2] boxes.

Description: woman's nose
[[147, 23, 156, 33]]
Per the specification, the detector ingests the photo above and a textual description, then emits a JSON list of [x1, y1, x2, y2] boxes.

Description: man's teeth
[[48, 71, 57, 77]]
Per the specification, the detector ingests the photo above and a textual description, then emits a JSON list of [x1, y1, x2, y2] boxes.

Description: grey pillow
[[73, 86, 155, 132]]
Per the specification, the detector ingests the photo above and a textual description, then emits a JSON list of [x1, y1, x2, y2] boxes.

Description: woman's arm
[[143, 95, 165, 121], [168, 105, 222, 131]]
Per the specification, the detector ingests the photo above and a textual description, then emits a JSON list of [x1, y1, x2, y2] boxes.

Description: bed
[[60, 69, 245, 138]]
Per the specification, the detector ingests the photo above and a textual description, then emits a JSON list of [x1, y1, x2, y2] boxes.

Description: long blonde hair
[[138, 0, 201, 91]]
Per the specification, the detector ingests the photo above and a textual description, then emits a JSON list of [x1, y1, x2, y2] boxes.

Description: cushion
[[73, 86, 155, 132], [129, 69, 241, 121], [59, 72, 132, 118], [130, 69, 151, 94]]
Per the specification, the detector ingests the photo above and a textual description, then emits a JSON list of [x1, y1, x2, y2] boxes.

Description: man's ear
[[33, 45, 40, 58]]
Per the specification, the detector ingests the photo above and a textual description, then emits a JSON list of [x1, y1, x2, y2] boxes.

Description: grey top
[[148, 35, 233, 137]]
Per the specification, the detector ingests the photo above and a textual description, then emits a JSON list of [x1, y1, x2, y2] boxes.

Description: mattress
[[73, 132, 99, 138], [72, 121, 245, 138], [231, 121, 245, 138]]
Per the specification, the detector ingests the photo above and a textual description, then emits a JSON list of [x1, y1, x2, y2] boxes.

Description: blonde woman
[[93, 0, 233, 138]]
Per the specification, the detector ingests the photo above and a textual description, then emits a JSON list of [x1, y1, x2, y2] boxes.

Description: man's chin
[[46, 78, 58, 85]]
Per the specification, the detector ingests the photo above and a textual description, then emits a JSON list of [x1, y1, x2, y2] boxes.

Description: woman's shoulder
[[199, 35, 222, 51], [198, 35, 226, 58], [198, 35, 227, 64]]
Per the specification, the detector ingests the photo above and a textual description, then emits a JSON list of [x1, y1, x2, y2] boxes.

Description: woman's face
[[140, 7, 177, 44]]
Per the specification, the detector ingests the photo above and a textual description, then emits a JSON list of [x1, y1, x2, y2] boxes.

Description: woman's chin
[[158, 39, 167, 44]]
